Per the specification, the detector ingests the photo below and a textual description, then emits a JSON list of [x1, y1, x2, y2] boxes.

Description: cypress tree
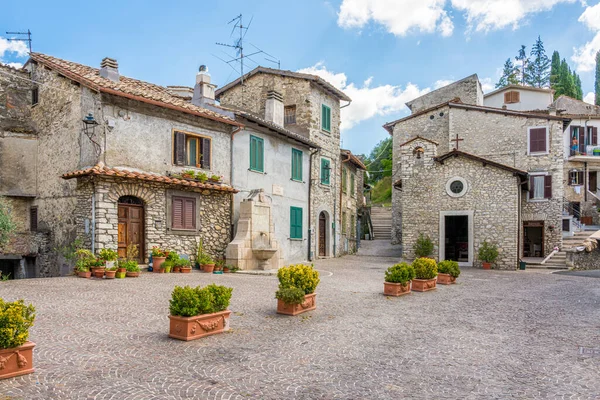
[[526, 36, 551, 88], [515, 45, 530, 85], [558, 59, 576, 98], [595, 50, 600, 106], [496, 58, 519, 88], [573, 71, 583, 100], [550, 51, 561, 97]]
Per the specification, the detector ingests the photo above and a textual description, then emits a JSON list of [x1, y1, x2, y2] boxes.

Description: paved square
[[1, 255, 599, 399]]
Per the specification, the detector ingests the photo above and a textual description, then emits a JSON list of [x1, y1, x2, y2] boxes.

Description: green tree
[[550, 51, 561, 97], [525, 36, 551, 88], [496, 58, 519, 88], [0, 197, 16, 249], [515, 45, 530, 85], [595, 50, 600, 106], [365, 137, 392, 184], [573, 71, 583, 100], [556, 59, 576, 99]]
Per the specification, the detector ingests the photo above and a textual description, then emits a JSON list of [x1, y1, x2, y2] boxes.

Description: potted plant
[[92, 259, 105, 278], [414, 233, 434, 258], [168, 284, 233, 341], [162, 260, 173, 273], [437, 260, 460, 284], [411, 258, 438, 292], [76, 264, 91, 278], [105, 266, 117, 279], [209, 174, 222, 183], [214, 259, 224, 274], [275, 264, 320, 316], [98, 248, 118, 269], [166, 251, 180, 272], [478, 241, 499, 270], [115, 270, 126, 279], [383, 262, 416, 296], [223, 264, 231, 273], [195, 171, 208, 182], [176, 258, 192, 273], [152, 247, 167, 272], [199, 254, 215, 273], [182, 169, 195, 179], [123, 260, 141, 277], [0, 299, 36, 380]]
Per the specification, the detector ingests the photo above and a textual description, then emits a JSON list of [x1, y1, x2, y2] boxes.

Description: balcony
[[569, 145, 600, 161]]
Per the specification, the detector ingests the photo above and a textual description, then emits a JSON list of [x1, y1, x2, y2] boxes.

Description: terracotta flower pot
[[277, 293, 316, 316], [104, 270, 117, 279], [153, 257, 166, 272], [78, 271, 91, 278], [93, 269, 105, 278], [180, 267, 192, 273], [173, 266, 181, 273], [223, 267, 230, 273], [437, 273, 456, 285], [203, 264, 215, 273], [159, 268, 166, 273], [411, 278, 437, 292], [482, 262, 492, 270], [117, 268, 126, 273], [383, 281, 412, 296], [168, 310, 231, 341], [126, 271, 140, 277], [0, 342, 35, 380]]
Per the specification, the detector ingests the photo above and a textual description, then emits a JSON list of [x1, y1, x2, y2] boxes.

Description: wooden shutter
[[342, 168, 347, 193], [351, 174, 355, 195], [183, 198, 196, 229], [250, 135, 264, 172], [321, 158, 330, 184], [322, 105, 331, 131], [30, 207, 38, 231], [511, 91, 520, 103], [504, 92, 511, 104], [592, 127, 598, 146], [31, 88, 39, 105], [579, 126, 586, 154], [172, 197, 184, 229], [578, 171, 584, 186], [174, 131, 186, 166], [529, 128, 547, 153], [544, 175, 552, 199], [292, 148, 302, 180], [200, 137, 211, 169], [290, 207, 302, 239]]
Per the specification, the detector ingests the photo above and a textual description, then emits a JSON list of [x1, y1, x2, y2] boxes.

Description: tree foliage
[[496, 58, 519, 88], [0, 197, 16, 249], [525, 36, 550, 88], [365, 137, 392, 184]]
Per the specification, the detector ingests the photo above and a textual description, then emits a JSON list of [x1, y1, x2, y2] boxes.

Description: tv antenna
[[5, 29, 32, 53]]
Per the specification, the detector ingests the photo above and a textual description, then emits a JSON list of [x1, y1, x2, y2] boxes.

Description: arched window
[[413, 146, 424, 160]]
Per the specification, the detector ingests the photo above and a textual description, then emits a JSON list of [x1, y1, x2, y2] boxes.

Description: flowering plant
[[151, 247, 166, 257]]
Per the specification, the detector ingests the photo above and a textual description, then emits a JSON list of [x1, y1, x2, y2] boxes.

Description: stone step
[[526, 264, 568, 270]]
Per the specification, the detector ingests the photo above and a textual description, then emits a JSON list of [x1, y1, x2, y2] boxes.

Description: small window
[[350, 174, 355, 197], [284, 105, 296, 125], [504, 91, 520, 104], [528, 127, 548, 155], [413, 147, 424, 160], [30, 206, 38, 231], [291, 148, 303, 181], [529, 175, 552, 200], [569, 170, 584, 186], [250, 135, 264, 172], [321, 104, 331, 132], [342, 168, 347, 193], [320, 158, 331, 185], [290, 206, 303, 239], [173, 131, 211, 169], [172, 196, 196, 230], [31, 88, 39, 106]]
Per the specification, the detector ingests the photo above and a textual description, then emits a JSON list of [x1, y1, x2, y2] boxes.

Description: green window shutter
[[290, 207, 303, 239], [322, 104, 331, 131], [350, 174, 355, 195], [250, 135, 264, 172], [320, 158, 330, 185], [342, 168, 347, 193], [292, 148, 303, 181]]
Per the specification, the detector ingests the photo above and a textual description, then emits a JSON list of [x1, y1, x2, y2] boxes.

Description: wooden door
[[318, 212, 326, 257], [118, 203, 144, 262], [589, 171, 597, 192]]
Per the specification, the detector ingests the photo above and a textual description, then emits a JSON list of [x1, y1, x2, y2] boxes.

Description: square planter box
[[437, 273, 456, 285], [168, 310, 231, 341], [383, 281, 412, 296], [0, 342, 35, 380], [412, 278, 437, 292], [277, 293, 316, 316]]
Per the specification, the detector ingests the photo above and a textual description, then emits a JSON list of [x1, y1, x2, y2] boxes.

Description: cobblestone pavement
[[1, 256, 600, 400]]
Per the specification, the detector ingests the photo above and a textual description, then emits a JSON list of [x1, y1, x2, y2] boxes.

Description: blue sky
[[2, 0, 600, 156]]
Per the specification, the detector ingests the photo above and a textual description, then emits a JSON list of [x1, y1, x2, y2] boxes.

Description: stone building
[[1, 53, 245, 275], [385, 76, 571, 270], [339, 149, 366, 255], [216, 67, 351, 260]]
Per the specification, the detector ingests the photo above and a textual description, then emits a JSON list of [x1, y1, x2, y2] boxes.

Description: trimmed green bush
[[478, 241, 499, 263], [277, 264, 320, 295], [0, 299, 35, 349], [384, 262, 416, 284], [204, 284, 233, 312], [437, 260, 460, 278], [275, 287, 306, 305], [174, 258, 191, 267], [170, 286, 201, 317], [412, 257, 438, 279], [170, 284, 233, 317], [122, 260, 140, 272], [414, 233, 434, 258]]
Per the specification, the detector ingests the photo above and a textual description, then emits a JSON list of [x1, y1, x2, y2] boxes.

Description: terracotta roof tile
[[62, 164, 238, 193], [341, 149, 367, 170]]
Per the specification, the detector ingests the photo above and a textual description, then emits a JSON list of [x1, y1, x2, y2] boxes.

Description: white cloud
[[297, 63, 429, 131], [572, 2, 600, 72], [480, 77, 495, 93], [584, 92, 596, 104], [337, 0, 576, 36], [337, 0, 454, 37], [1, 62, 23, 69], [0, 37, 28, 68]]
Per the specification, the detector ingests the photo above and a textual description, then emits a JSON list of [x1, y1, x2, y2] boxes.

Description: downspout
[[91, 180, 96, 253], [308, 148, 319, 261], [517, 176, 522, 269], [332, 156, 337, 257], [230, 125, 243, 241]]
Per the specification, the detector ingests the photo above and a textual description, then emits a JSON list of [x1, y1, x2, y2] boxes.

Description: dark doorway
[[118, 196, 144, 262], [444, 215, 469, 262], [319, 212, 327, 257], [590, 171, 597, 192], [524, 221, 544, 257]]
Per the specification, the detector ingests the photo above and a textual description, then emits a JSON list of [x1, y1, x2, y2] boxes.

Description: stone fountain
[[225, 190, 282, 270]]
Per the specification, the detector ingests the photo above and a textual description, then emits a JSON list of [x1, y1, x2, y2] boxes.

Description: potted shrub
[[414, 233, 434, 258], [76, 264, 91, 278], [199, 254, 215, 273], [115, 271, 126, 279], [151, 247, 167, 272], [383, 262, 416, 296], [195, 171, 208, 182], [124, 260, 141, 277], [411, 258, 438, 292], [214, 259, 224, 274], [437, 260, 460, 284], [162, 260, 173, 273], [176, 258, 192, 273], [209, 174, 222, 183], [98, 248, 118, 269], [223, 264, 231, 273], [182, 169, 195, 179], [92, 259, 105, 278], [166, 251, 180, 272], [105, 266, 117, 279], [168, 284, 233, 341], [275, 264, 320, 316], [478, 241, 499, 270], [0, 299, 36, 380]]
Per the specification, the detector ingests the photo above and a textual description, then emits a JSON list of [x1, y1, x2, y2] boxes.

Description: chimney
[[265, 90, 284, 126], [192, 65, 217, 106], [99, 57, 119, 82]]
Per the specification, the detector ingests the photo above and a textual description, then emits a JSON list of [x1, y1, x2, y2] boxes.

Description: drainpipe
[[517, 176, 522, 269], [230, 125, 243, 241], [91, 181, 96, 253], [332, 156, 337, 257], [307, 148, 319, 261]]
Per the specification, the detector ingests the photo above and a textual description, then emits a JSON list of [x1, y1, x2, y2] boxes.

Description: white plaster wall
[[484, 89, 553, 111]]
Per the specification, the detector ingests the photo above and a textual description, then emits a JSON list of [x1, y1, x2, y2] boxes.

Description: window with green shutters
[[350, 174, 355, 197], [291, 148, 303, 181], [342, 168, 347, 193], [249, 135, 264, 172], [321, 104, 331, 132], [290, 207, 303, 239], [320, 158, 331, 185], [342, 211, 347, 234]]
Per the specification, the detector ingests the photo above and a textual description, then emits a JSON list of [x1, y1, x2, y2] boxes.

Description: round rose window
[[446, 177, 468, 198]]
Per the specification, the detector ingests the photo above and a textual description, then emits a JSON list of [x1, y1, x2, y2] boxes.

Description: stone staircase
[[528, 231, 594, 270], [370, 206, 392, 241]]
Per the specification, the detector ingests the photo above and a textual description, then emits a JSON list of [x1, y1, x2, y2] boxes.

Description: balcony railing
[[570, 145, 600, 157]]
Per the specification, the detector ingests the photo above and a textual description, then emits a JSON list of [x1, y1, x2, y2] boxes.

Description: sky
[[1, 0, 600, 156]]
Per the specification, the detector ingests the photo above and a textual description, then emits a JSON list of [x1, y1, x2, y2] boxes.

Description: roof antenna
[[5, 29, 32, 54]]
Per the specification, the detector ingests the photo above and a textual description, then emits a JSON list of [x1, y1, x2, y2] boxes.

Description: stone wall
[[340, 162, 362, 255], [566, 246, 600, 270], [406, 75, 482, 113], [401, 156, 520, 270]]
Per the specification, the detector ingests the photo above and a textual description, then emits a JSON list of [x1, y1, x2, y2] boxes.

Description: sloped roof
[[484, 84, 554, 98], [399, 136, 439, 147], [234, 110, 319, 148], [215, 66, 351, 102], [434, 149, 528, 181], [341, 149, 367, 170], [62, 163, 238, 193], [28, 53, 242, 128]]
